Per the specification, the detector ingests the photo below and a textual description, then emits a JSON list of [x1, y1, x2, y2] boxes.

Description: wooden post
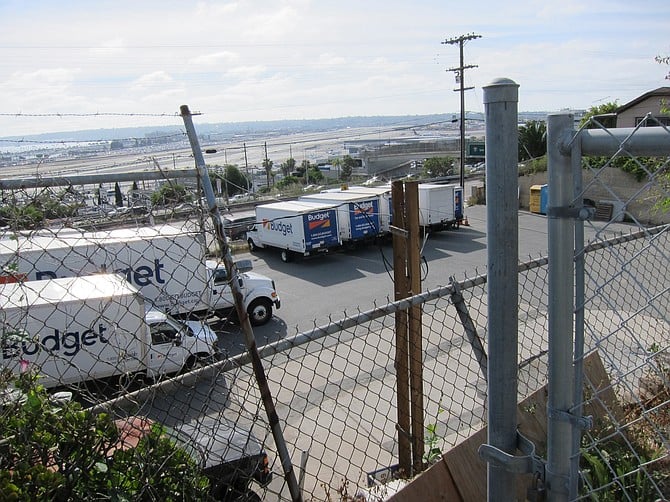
[[392, 180, 411, 476], [405, 181, 424, 472], [392, 180, 424, 476]]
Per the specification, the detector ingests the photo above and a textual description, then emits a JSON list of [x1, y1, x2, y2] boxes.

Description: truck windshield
[[165, 314, 195, 339]]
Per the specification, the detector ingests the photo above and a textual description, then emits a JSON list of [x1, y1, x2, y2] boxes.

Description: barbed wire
[[0, 112, 185, 118]]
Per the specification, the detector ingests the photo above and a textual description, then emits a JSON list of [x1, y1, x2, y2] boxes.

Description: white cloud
[[224, 65, 268, 80], [190, 51, 240, 66], [130, 71, 177, 92], [89, 38, 128, 56], [0, 0, 668, 134]]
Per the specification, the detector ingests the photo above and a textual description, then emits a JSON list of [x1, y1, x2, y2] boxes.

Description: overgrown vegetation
[[580, 347, 670, 499], [583, 155, 667, 183], [422, 156, 454, 177], [150, 182, 192, 206], [0, 189, 79, 230], [0, 371, 211, 501], [209, 164, 252, 197], [518, 156, 548, 176]]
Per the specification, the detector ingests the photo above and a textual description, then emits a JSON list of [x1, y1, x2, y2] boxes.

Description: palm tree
[[262, 157, 273, 188], [280, 158, 296, 177], [518, 120, 547, 161]]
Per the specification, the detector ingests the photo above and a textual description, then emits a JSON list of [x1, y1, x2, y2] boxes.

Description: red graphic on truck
[[308, 218, 332, 231]]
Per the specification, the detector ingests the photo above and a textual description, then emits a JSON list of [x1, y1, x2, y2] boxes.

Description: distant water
[[0, 141, 98, 154]]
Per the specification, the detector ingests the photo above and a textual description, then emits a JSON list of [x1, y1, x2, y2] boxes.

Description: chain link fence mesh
[[573, 116, 670, 500], [0, 118, 667, 500]]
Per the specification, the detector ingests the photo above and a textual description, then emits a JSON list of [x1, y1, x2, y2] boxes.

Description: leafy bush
[[583, 156, 666, 183], [150, 183, 192, 206], [580, 350, 670, 500], [0, 372, 211, 501], [0, 205, 45, 230], [518, 156, 547, 176], [422, 156, 455, 177], [581, 439, 668, 501]]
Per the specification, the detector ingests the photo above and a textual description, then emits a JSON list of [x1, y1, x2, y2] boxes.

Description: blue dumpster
[[540, 184, 548, 215]]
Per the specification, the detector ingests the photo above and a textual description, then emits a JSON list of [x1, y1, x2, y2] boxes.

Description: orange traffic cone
[[462, 216, 470, 226]]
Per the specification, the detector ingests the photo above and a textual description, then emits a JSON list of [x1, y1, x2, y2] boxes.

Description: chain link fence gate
[[545, 113, 670, 501]]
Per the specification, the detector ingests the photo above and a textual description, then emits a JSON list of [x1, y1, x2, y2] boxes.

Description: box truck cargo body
[[0, 274, 219, 387], [299, 191, 382, 245], [0, 225, 280, 325], [319, 185, 393, 236], [247, 201, 340, 262], [417, 183, 464, 230]]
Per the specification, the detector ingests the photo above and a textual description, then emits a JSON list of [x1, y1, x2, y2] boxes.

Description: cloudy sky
[[1, 0, 668, 136]]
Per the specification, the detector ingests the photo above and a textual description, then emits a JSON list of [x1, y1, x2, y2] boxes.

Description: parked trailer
[[0, 274, 219, 388], [0, 225, 280, 326], [417, 183, 464, 230], [246, 200, 341, 262], [299, 191, 382, 246]]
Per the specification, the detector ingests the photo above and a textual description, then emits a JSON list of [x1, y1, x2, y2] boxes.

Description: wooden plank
[[443, 427, 488, 501], [582, 351, 625, 423], [387, 455, 462, 502], [389, 351, 617, 501]]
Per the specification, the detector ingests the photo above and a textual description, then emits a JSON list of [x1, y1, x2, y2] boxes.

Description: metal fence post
[[483, 77, 519, 501], [180, 105, 303, 502], [570, 131, 585, 501], [546, 112, 576, 501]]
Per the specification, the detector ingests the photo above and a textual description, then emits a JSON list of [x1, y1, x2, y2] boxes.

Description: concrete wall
[[516, 167, 669, 225]]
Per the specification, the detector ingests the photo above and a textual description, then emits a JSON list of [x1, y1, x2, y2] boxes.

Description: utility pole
[[264, 141, 270, 188], [243, 143, 249, 191], [443, 33, 481, 190]]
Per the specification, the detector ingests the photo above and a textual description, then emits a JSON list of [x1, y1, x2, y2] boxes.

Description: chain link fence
[[0, 118, 668, 501], [568, 115, 670, 500]]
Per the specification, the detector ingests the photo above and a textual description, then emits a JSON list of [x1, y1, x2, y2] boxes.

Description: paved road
[[212, 202, 638, 357], [144, 200, 649, 500]]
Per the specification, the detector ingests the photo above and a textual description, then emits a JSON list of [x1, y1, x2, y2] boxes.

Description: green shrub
[[0, 372, 211, 501]]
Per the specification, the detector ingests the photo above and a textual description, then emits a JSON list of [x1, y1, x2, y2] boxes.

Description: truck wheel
[[280, 249, 293, 262], [247, 238, 257, 252], [247, 298, 273, 326], [185, 353, 210, 372]]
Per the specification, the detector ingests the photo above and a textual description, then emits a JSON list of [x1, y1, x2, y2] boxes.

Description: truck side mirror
[[235, 259, 253, 273]]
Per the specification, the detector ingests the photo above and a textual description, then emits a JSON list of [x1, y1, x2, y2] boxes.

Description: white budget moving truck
[[299, 191, 382, 246], [0, 274, 219, 388], [0, 225, 280, 326], [417, 183, 464, 230], [247, 200, 341, 262]]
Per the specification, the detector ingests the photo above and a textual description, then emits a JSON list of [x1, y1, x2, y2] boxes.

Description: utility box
[[530, 184, 548, 214]]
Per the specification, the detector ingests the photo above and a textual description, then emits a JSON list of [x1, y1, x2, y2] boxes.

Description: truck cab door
[[147, 319, 188, 377], [209, 266, 236, 311]]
